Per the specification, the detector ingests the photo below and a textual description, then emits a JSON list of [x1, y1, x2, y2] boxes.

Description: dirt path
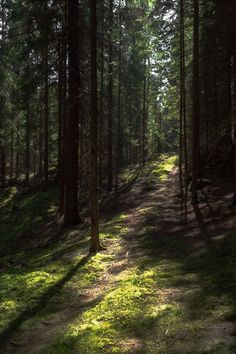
[[2, 161, 236, 353]]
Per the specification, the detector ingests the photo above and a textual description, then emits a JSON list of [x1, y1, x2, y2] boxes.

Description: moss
[[1, 156, 236, 354], [0, 186, 18, 210], [151, 155, 178, 182], [0, 186, 58, 246]]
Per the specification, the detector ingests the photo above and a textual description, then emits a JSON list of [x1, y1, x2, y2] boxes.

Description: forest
[[0, 0, 236, 353]]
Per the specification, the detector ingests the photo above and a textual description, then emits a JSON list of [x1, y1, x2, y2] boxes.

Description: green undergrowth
[[150, 154, 178, 182], [0, 194, 130, 344], [39, 257, 183, 354], [38, 226, 236, 354], [1, 156, 236, 353], [0, 185, 58, 246]]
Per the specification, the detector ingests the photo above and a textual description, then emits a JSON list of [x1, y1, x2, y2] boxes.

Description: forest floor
[[0, 156, 236, 353]]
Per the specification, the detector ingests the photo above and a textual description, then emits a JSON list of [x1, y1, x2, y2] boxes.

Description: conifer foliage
[[0, 0, 236, 248]]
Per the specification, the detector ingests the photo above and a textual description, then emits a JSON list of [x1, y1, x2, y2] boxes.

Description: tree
[[191, 0, 200, 203], [107, 0, 113, 191], [63, 0, 80, 226], [90, 0, 102, 252]]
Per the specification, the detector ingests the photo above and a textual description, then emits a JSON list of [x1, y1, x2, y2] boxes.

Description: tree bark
[[142, 58, 146, 166], [179, 1, 184, 208], [107, 0, 113, 191], [63, 0, 80, 226], [90, 0, 102, 252], [44, 45, 49, 184], [191, 0, 200, 203], [99, 0, 104, 188], [25, 103, 30, 186], [115, 0, 122, 193]]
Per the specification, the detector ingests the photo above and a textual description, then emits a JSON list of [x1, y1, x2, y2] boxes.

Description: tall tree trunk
[[107, 0, 113, 191], [99, 0, 104, 188], [115, 0, 122, 193], [44, 46, 49, 184], [58, 38, 63, 213], [63, 0, 80, 225], [38, 108, 43, 182], [15, 122, 20, 180], [25, 103, 30, 186], [179, 3, 184, 208], [180, 0, 187, 212], [0, 0, 6, 187], [191, 0, 200, 203], [90, 0, 102, 252], [232, 2, 236, 204], [58, 1, 68, 215], [10, 113, 14, 181], [142, 59, 146, 166]]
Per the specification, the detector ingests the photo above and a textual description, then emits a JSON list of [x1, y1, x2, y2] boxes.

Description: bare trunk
[[44, 46, 49, 184], [142, 59, 146, 166], [90, 0, 101, 252], [115, 1, 122, 193], [63, 0, 80, 226], [107, 0, 113, 191], [191, 0, 200, 203]]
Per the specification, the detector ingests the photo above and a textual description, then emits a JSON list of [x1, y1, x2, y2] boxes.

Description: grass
[[0, 156, 236, 353]]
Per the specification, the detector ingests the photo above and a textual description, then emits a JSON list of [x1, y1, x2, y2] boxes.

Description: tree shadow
[[0, 254, 90, 350]]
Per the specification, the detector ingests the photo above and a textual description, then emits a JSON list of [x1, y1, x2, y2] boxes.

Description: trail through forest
[[1, 157, 236, 353]]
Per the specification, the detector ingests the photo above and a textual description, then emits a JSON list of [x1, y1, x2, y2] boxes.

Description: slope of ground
[[0, 155, 236, 353]]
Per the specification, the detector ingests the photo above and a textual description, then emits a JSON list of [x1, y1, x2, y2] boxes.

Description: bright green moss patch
[[0, 262, 67, 329], [1, 157, 236, 354], [0, 200, 131, 342], [151, 155, 178, 181], [39, 253, 211, 354]]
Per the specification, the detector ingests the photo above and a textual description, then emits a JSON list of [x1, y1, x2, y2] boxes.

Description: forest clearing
[[1, 0, 236, 353]]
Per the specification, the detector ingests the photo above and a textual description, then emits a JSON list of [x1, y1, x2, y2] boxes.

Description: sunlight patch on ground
[[0, 187, 18, 210], [151, 155, 178, 182], [1, 157, 236, 354]]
